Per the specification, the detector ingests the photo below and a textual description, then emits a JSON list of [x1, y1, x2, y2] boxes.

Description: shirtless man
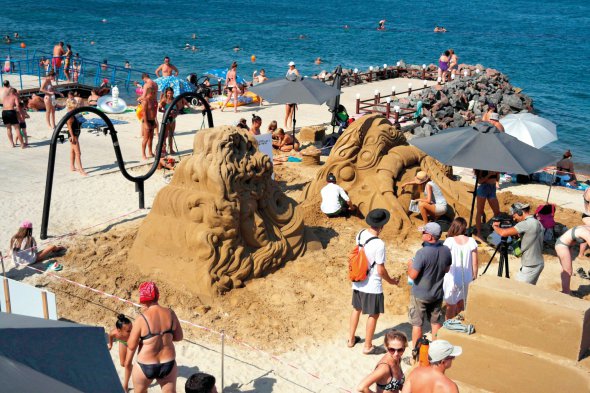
[[155, 57, 179, 77], [2, 88, 24, 148], [0, 80, 10, 102], [402, 340, 461, 393], [138, 73, 158, 160], [52, 41, 65, 74], [28, 94, 46, 111]]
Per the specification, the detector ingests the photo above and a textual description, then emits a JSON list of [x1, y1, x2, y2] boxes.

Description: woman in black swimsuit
[[357, 330, 407, 392], [126, 282, 183, 393]]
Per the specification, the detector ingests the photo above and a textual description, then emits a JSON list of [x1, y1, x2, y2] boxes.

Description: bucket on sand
[[301, 146, 321, 166]]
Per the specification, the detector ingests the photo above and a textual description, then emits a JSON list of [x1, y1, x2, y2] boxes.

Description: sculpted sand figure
[[302, 114, 474, 235], [129, 126, 306, 296]]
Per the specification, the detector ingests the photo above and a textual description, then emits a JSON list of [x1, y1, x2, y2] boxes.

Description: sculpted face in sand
[[303, 114, 474, 235], [129, 126, 306, 296]]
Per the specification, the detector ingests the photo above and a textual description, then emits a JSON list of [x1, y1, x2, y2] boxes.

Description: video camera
[[491, 213, 514, 229]]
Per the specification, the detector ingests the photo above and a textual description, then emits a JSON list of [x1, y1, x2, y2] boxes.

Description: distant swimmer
[[101, 18, 107, 23], [191, 45, 198, 52], [434, 26, 448, 33], [377, 19, 386, 30], [344, 25, 349, 29], [315, 57, 322, 65], [298, 34, 307, 40], [13, 32, 19, 39], [191, 33, 196, 39], [184, 43, 191, 50], [90, 41, 95, 45], [233, 46, 241, 52], [4, 35, 11, 44]]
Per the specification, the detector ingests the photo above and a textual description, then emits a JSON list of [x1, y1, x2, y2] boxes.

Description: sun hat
[[414, 171, 429, 184], [489, 112, 499, 121], [366, 208, 390, 228], [288, 61, 295, 66], [139, 281, 159, 303], [20, 220, 32, 229], [429, 340, 462, 362], [418, 222, 442, 237]]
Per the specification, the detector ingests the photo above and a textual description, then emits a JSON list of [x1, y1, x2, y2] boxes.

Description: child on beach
[[108, 314, 133, 392], [10, 220, 64, 271], [17, 97, 30, 147]]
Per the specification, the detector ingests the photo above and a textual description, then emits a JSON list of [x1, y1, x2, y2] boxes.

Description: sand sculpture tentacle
[[129, 126, 306, 297], [302, 114, 475, 236]]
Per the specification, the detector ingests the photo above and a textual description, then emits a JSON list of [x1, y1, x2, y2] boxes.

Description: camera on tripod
[[491, 213, 514, 229]]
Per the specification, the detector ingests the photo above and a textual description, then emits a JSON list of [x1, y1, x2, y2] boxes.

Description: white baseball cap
[[429, 340, 462, 362], [288, 61, 295, 66]]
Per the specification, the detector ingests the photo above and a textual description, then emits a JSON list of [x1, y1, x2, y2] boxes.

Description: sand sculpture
[[302, 113, 477, 234], [129, 126, 306, 297]]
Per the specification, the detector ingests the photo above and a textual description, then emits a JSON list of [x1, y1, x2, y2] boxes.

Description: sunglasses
[[387, 347, 406, 354]]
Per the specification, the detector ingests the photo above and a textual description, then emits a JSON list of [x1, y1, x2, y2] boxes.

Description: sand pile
[[127, 126, 308, 298]]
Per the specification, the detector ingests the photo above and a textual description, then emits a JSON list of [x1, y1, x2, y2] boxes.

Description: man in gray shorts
[[407, 222, 452, 347], [493, 202, 544, 284]]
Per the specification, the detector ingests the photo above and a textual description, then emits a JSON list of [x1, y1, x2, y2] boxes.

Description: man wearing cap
[[320, 173, 355, 217], [407, 222, 452, 347], [349, 208, 400, 354], [493, 202, 544, 284], [488, 112, 505, 132], [401, 340, 461, 393]]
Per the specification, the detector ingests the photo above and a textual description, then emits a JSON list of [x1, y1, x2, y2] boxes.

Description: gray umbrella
[[249, 74, 341, 134], [410, 122, 556, 174], [410, 122, 557, 226]]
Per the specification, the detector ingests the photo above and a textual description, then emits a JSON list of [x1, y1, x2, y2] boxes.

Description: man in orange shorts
[[52, 41, 65, 73]]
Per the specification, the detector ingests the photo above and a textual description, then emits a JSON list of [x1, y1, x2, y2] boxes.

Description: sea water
[[1, 0, 589, 167]]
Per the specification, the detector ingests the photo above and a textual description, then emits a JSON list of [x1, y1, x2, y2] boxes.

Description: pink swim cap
[[139, 281, 159, 303], [20, 220, 32, 229]]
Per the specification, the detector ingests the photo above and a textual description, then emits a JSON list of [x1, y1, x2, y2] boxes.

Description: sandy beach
[[2, 76, 590, 392]]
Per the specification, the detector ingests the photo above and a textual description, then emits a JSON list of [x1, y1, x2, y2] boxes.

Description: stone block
[[298, 126, 326, 142], [466, 275, 590, 360], [438, 329, 590, 393]]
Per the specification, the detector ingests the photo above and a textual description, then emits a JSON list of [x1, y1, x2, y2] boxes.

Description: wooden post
[[422, 68, 426, 79], [355, 73, 359, 85], [356, 97, 360, 114], [386, 102, 391, 119], [394, 111, 399, 124], [3, 278, 11, 314], [368, 71, 372, 83], [217, 80, 222, 95], [41, 291, 49, 319]]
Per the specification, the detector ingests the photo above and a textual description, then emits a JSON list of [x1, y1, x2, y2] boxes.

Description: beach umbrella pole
[[468, 176, 479, 230], [292, 104, 297, 139], [546, 169, 556, 203]]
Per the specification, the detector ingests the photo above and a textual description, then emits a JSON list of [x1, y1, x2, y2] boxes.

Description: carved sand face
[[129, 126, 305, 296]]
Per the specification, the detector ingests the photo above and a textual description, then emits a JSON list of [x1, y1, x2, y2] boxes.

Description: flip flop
[[576, 267, 589, 280], [347, 336, 361, 348]]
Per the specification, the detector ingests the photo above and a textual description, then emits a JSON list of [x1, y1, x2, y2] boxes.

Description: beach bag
[[348, 230, 378, 282]]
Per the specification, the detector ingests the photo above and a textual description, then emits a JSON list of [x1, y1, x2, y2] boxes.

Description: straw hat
[[414, 171, 429, 184]]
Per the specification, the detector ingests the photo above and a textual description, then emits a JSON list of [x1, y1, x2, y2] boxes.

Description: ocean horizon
[[2, 0, 589, 170]]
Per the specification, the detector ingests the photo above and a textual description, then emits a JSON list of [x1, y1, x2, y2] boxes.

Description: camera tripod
[[482, 236, 510, 278]]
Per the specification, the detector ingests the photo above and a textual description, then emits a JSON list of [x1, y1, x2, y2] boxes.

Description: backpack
[[348, 230, 378, 282]]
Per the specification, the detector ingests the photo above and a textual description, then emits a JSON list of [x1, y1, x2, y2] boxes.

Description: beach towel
[[443, 318, 475, 335], [80, 118, 127, 129]]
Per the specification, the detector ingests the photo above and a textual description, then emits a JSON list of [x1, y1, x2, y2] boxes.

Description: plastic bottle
[[418, 335, 430, 366], [112, 85, 119, 105]]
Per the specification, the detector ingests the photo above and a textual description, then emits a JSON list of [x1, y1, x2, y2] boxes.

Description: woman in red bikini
[[126, 282, 183, 393]]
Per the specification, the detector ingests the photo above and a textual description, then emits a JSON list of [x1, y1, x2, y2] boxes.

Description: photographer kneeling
[[492, 202, 545, 285]]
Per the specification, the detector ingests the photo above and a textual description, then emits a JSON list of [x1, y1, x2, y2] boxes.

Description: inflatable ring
[[97, 95, 128, 114]]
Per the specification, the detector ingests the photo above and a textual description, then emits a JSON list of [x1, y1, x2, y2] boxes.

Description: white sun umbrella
[[499, 112, 557, 148]]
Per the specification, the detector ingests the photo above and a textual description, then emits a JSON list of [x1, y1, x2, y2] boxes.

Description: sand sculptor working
[[303, 114, 476, 236], [129, 126, 307, 296]]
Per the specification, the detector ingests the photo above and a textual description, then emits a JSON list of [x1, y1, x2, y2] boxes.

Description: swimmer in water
[[192, 33, 196, 39], [378, 19, 386, 30], [233, 46, 241, 52], [315, 57, 322, 65]]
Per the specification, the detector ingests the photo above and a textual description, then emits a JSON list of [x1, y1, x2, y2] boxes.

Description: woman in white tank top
[[400, 170, 447, 222]]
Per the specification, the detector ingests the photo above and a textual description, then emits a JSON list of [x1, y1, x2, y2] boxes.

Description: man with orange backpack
[[348, 208, 400, 354]]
